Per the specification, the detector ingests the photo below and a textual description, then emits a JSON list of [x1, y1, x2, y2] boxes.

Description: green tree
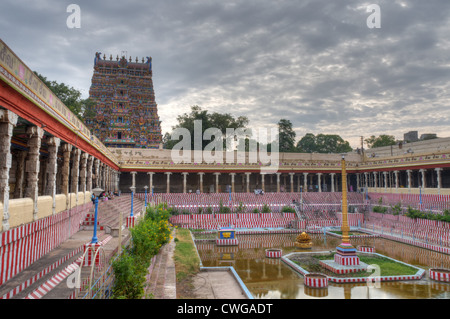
[[277, 119, 296, 152], [365, 135, 396, 148], [296, 133, 352, 153], [34, 72, 95, 120]]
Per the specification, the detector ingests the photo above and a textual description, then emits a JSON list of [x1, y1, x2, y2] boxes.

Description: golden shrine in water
[[295, 232, 313, 249]]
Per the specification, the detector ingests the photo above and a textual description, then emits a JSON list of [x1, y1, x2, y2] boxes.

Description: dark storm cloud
[[1, 0, 450, 147]]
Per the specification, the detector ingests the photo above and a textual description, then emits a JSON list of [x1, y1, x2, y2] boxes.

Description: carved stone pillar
[[289, 173, 295, 193], [198, 172, 204, 193], [86, 155, 94, 193], [24, 126, 44, 221], [62, 143, 72, 209], [131, 171, 137, 188], [45, 137, 60, 214], [435, 168, 442, 193], [303, 173, 308, 192], [182, 172, 189, 193], [165, 172, 172, 193], [70, 148, 81, 207], [13, 150, 27, 198], [276, 173, 281, 193], [79, 152, 88, 198], [230, 173, 235, 193], [0, 110, 18, 231], [330, 173, 336, 192], [261, 173, 265, 192], [317, 173, 322, 192], [245, 172, 251, 193]]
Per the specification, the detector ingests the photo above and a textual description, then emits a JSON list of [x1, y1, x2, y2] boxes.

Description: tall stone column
[[297, 175, 301, 192], [303, 172, 308, 192], [198, 172, 204, 193], [13, 150, 27, 198], [45, 137, 60, 214], [93, 158, 99, 188], [419, 169, 426, 188], [79, 152, 88, 201], [86, 155, 94, 193], [182, 172, 189, 193], [245, 172, 251, 193], [0, 110, 18, 231], [261, 173, 265, 192], [70, 148, 81, 207], [373, 172, 378, 190], [213, 173, 220, 193], [393, 171, 399, 191], [317, 173, 322, 192], [230, 173, 235, 193], [435, 168, 442, 193], [406, 170, 412, 190], [24, 126, 44, 221], [356, 173, 360, 191], [289, 173, 295, 193], [276, 173, 281, 193], [61, 144, 72, 209], [364, 172, 368, 189], [131, 171, 137, 188], [330, 173, 335, 192], [147, 172, 154, 193], [165, 172, 172, 193]]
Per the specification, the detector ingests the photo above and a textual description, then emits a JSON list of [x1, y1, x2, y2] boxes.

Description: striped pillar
[[45, 137, 61, 215]]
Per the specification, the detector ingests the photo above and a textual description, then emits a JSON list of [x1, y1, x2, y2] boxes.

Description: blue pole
[[131, 191, 134, 217], [91, 196, 99, 244], [145, 188, 147, 207]]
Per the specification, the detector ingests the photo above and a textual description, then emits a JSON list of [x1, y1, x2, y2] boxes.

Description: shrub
[[281, 206, 296, 213], [261, 204, 271, 214], [112, 203, 172, 299]]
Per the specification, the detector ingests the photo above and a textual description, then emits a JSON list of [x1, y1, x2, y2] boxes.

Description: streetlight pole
[[91, 187, 104, 244], [144, 185, 148, 207], [130, 186, 136, 217]]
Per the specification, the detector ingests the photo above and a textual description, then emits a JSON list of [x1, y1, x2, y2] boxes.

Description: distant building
[[404, 131, 418, 143], [85, 53, 162, 148], [420, 133, 437, 140]]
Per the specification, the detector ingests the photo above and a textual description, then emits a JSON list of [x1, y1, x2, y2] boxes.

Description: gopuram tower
[[85, 52, 163, 148]]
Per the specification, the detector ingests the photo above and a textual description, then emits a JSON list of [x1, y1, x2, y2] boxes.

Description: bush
[[261, 204, 271, 214], [112, 203, 172, 299], [281, 206, 296, 213]]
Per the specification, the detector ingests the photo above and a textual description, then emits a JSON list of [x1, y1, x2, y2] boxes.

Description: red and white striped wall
[[334, 254, 360, 266], [304, 273, 328, 288], [429, 268, 450, 282], [0, 202, 91, 286], [265, 248, 282, 258], [216, 239, 239, 246], [357, 246, 375, 253]]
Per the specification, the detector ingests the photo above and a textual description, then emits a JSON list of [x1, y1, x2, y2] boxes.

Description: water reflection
[[195, 233, 450, 299]]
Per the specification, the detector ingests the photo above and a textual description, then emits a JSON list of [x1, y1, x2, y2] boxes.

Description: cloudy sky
[[1, 0, 450, 148]]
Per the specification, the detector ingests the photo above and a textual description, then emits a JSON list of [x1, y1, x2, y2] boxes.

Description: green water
[[196, 233, 450, 299]]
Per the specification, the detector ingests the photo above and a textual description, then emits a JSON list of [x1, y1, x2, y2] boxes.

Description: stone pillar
[[317, 173, 322, 192], [0, 110, 18, 231], [79, 152, 88, 198], [230, 173, 236, 193], [86, 155, 94, 193], [303, 173, 308, 192], [165, 172, 172, 193], [13, 150, 27, 198], [435, 168, 442, 193], [276, 173, 281, 193], [131, 171, 137, 188], [93, 158, 99, 188], [289, 173, 295, 193], [330, 173, 335, 192], [261, 173, 265, 192], [45, 137, 60, 214], [419, 169, 426, 188], [373, 172, 378, 190], [147, 172, 154, 194], [297, 175, 301, 192], [406, 170, 412, 190], [394, 171, 399, 190], [61, 144, 72, 209], [24, 126, 44, 221], [182, 172, 189, 193], [383, 171, 388, 191], [364, 172, 368, 189], [70, 148, 81, 208], [245, 172, 251, 193], [213, 173, 220, 193], [198, 172, 204, 193], [356, 173, 360, 191]]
